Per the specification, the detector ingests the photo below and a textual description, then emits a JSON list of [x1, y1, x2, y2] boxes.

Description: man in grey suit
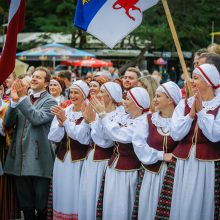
[[3, 67, 57, 220]]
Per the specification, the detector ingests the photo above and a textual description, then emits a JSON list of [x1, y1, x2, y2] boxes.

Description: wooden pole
[[162, 0, 192, 96], [211, 21, 214, 44]]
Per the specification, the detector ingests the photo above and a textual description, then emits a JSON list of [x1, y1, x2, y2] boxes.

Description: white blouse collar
[[106, 106, 126, 120], [187, 96, 220, 111], [54, 96, 61, 104], [30, 90, 46, 98], [151, 111, 171, 130], [65, 104, 82, 122], [119, 112, 147, 127], [107, 106, 147, 127]]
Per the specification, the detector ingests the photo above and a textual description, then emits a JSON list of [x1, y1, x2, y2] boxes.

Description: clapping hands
[[81, 103, 96, 124], [90, 97, 106, 114], [51, 106, 67, 126], [11, 80, 27, 102], [189, 87, 203, 119]]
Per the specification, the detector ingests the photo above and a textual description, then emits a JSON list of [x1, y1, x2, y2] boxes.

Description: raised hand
[[13, 79, 27, 98], [194, 89, 203, 113], [51, 106, 67, 125], [81, 103, 90, 124], [90, 96, 105, 114], [87, 103, 96, 123], [189, 99, 196, 119], [11, 84, 19, 102]]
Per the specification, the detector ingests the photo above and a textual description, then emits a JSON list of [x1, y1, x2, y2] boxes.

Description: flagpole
[[162, 0, 192, 96]]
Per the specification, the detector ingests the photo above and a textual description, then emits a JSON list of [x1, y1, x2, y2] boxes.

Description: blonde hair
[[138, 75, 159, 112], [207, 43, 220, 55], [126, 67, 142, 78]]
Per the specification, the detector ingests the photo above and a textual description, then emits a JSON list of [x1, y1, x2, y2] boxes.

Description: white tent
[[14, 59, 29, 76]]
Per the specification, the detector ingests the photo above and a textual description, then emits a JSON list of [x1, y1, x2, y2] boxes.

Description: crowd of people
[[0, 44, 220, 220]]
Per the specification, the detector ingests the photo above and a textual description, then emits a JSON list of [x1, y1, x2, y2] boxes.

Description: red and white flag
[[0, 0, 26, 85]]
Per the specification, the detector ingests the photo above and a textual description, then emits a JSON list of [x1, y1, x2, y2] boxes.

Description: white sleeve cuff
[[63, 119, 69, 128], [82, 120, 90, 128], [90, 121, 96, 128], [19, 96, 28, 103], [10, 100, 18, 108], [101, 116, 109, 125], [196, 108, 206, 117], [157, 151, 164, 161], [10, 96, 27, 108], [186, 113, 195, 121]]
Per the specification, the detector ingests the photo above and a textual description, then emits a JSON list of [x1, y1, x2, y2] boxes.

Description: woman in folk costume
[[155, 63, 220, 220], [88, 76, 108, 101], [0, 88, 7, 176], [78, 82, 125, 220], [131, 81, 182, 220], [47, 76, 67, 219], [0, 92, 8, 175], [48, 80, 91, 220], [0, 84, 21, 220], [49, 76, 66, 105], [92, 87, 150, 220]]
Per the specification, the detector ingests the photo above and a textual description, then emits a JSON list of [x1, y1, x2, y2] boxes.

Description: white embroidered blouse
[[48, 104, 90, 145], [132, 112, 171, 165], [170, 96, 220, 143]]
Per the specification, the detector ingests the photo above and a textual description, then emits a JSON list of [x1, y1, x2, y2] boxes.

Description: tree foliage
[[1, 0, 220, 51], [132, 0, 220, 51], [25, 0, 76, 33]]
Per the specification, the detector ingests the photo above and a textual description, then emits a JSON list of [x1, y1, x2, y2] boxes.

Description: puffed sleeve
[[90, 117, 114, 148], [196, 108, 220, 142], [63, 119, 91, 145], [170, 99, 194, 141], [101, 115, 133, 143], [48, 115, 65, 142], [132, 117, 164, 165]]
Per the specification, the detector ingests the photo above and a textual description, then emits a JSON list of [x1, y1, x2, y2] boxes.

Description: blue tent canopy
[[16, 43, 95, 61]]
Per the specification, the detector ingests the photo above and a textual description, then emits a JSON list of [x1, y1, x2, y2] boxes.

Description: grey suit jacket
[[4, 92, 57, 178]]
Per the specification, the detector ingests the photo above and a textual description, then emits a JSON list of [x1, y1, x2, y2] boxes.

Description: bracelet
[[98, 112, 107, 119]]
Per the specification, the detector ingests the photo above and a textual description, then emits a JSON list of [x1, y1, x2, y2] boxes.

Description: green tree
[[135, 0, 220, 51], [118, 0, 220, 72], [1, 0, 220, 51], [0, 0, 8, 45], [25, 0, 89, 48]]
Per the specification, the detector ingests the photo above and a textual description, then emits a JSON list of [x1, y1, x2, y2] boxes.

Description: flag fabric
[[74, 0, 159, 48], [0, 0, 26, 85]]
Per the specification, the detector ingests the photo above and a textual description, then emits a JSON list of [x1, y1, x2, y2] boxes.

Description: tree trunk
[[70, 31, 77, 48], [78, 30, 87, 49], [118, 47, 147, 75]]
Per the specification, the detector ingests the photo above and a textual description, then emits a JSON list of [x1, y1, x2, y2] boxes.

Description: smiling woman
[[90, 86, 151, 220], [78, 82, 125, 220], [49, 76, 66, 105], [155, 64, 220, 220], [48, 80, 91, 220], [89, 81, 100, 99], [131, 82, 182, 220]]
